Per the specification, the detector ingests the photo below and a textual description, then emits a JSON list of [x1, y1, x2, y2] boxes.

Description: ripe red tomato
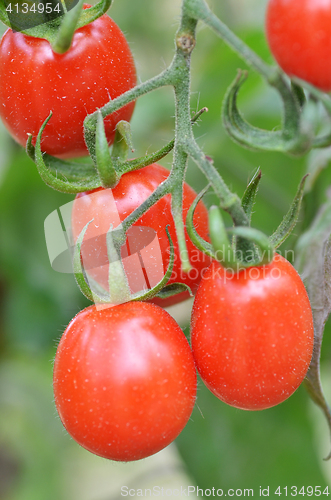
[[191, 255, 314, 410], [53, 302, 197, 461], [0, 8, 136, 158], [71, 163, 212, 306], [266, 0, 331, 92]]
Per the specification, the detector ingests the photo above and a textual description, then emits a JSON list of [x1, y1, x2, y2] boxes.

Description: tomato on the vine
[[53, 301, 197, 461], [191, 255, 314, 410], [71, 163, 212, 306], [266, 0, 331, 92], [0, 7, 136, 158]]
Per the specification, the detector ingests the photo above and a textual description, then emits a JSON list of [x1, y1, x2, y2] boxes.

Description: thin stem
[[168, 10, 198, 273], [84, 68, 173, 132], [120, 178, 173, 236], [52, 0, 84, 54], [170, 149, 192, 273], [185, 0, 273, 80], [84, 68, 174, 161], [183, 139, 249, 226]]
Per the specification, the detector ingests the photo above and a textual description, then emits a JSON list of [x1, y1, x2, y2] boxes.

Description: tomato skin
[[71, 163, 212, 306], [53, 302, 197, 461], [266, 0, 331, 92], [191, 255, 314, 411], [0, 10, 136, 158]]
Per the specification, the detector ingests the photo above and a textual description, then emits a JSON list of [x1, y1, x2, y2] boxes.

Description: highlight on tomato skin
[[266, 0, 331, 92], [71, 163, 212, 307], [0, 7, 137, 159], [190, 254, 314, 411], [53, 301, 197, 462]]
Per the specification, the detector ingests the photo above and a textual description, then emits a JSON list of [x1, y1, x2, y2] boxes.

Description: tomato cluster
[[54, 164, 314, 460], [0, 4, 315, 463]]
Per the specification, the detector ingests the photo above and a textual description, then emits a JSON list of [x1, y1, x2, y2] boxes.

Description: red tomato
[[266, 0, 331, 91], [53, 302, 197, 461], [191, 255, 314, 410], [0, 8, 136, 158], [71, 163, 212, 306]]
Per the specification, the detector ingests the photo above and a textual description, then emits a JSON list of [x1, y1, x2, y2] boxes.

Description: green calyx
[[186, 172, 308, 272], [0, 0, 112, 53], [27, 105, 209, 194], [74, 223, 192, 305], [26, 113, 175, 193]]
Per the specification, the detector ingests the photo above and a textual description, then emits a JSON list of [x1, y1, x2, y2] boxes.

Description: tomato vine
[[1, 0, 331, 461]]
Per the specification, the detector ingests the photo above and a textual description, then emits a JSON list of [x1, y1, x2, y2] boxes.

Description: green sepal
[[269, 175, 308, 248], [209, 206, 238, 268], [27, 113, 101, 193], [291, 81, 306, 109], [186, 184, 215, 257], [106, 225, 132, 305], [223, 70, 284, 151], [95, 110, 118, 189], [209, 206, 274, 270], [118, 139, 175, 176], [154, 282, 193, 300], [0, 0, 112, 45], [29, 113, 175, 192], [73, 220, 97, 302], [111, 120, 134, 163], [222, 70, 312, 157], [241, 167, 262, 223], [72, 223, 179, 305], [292, 78, 331, 149], [313, 132, 331, 149], [293, 78, 331, 116], [228, 226, 274, 266], [130, 226, 177, 302]]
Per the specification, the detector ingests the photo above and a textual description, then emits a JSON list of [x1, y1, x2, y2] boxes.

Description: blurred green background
[[1, 0, 331, 498]]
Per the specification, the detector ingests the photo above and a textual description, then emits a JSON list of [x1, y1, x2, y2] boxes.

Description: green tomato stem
[[52, 0, 84, 54]]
